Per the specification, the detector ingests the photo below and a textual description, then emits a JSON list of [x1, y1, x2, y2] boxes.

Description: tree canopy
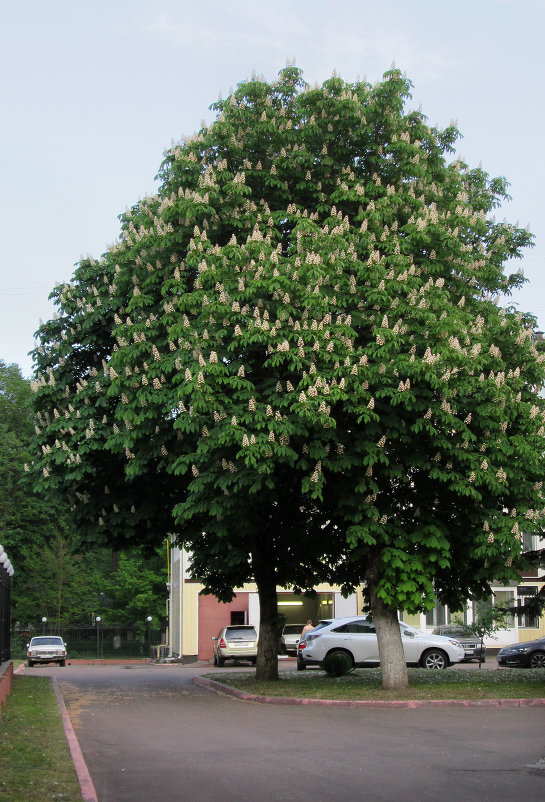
[[31, 67, 545, 685]]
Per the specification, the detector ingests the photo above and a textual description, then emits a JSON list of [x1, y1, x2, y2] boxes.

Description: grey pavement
[[29, 662, 545, 802]]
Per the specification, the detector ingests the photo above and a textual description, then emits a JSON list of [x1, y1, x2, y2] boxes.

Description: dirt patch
[[59, 681, 197, 728]]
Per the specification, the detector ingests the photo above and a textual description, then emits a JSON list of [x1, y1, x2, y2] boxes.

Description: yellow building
[[168, 545, 364, 662]]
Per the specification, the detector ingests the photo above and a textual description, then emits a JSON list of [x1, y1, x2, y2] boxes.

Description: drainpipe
[[164, 537, 171, 658], [179, 547, 183, 662]]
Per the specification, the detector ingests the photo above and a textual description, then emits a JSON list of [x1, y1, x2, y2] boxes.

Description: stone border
[[0, 661, 13, 718], [193, 675, 545, 708], [52, 676, 98, 802]]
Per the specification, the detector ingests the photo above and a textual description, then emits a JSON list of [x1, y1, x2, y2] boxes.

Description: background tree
[[32, 67, 545, 687], [0, 360, 167, 632], [0, 360, 82, 624], [15, 536, 109, 627], [96, 546, 167, 634], [452, 603, 509, 668]]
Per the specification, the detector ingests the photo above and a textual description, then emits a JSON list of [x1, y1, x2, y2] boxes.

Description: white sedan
[[298, 616, 465, 669], [27, 635, 67, 667]]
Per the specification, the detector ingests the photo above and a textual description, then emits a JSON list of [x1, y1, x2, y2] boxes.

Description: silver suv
[[212, 625, 258, 667], [27, 636, 67, 667], [432, 625, 486, 663]]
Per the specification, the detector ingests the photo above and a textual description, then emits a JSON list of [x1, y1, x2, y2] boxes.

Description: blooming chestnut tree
[[32, 67, 545, 687]]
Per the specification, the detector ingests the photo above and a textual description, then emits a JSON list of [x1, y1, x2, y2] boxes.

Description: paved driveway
[[30, 662, 545, 801]]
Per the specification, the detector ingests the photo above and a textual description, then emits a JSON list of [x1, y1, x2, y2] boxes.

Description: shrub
[[322, 651, 353, 677]]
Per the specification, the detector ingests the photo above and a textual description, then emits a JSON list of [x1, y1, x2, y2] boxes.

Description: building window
[[522, 533, 538, 553], [426, 603, 449, 627], [230, 611, 246, 625], [517, 586, 539, 629], [492, 591, 515, 628]]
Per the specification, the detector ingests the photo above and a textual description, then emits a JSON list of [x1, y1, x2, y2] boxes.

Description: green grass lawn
[[0, 675, 82, 801], [206, 667, 545, 701]]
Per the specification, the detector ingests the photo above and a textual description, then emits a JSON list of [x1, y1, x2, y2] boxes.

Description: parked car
[[298, 616, 465, 670], [27, 635, 67, 667], [212, 625, 258, 667], [432, 625, 486, 662], [280, 624, 304, 655], [496, 636, 545, 668]]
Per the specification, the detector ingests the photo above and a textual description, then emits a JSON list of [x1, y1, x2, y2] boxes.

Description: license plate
[[464, 649, 475, 654], [231, 642, 252, 648]]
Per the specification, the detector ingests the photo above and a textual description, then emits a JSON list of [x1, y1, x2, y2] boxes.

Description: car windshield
[[30, 637, 63, 646], [225, 627, 257, 640], [315, 620, 332, 629], [283, 625, 302, 635], [434, 627, 466, 636]]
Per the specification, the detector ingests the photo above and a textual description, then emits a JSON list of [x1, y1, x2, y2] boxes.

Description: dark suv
[[432, 626, 485, 662]]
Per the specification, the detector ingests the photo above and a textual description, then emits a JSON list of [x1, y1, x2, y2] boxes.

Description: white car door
[[400, 623, 419, 663], [328, 620, 379, 663]]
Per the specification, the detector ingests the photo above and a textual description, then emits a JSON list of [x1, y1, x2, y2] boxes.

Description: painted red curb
[[193, 676, 545, 708], [52, 676, 98, 802], [66, 658, 152, 665]]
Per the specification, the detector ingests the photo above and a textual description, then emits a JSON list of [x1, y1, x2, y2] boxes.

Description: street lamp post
[[95, 616, 101, 659], [146, 616, 152, 643], [41, 617, 47, 635]]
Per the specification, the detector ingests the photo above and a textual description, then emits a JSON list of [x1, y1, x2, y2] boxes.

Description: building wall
[[198, 592, 250, 661]]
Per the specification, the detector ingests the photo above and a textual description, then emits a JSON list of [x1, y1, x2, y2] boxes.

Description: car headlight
[[448, 639, 462, 648]]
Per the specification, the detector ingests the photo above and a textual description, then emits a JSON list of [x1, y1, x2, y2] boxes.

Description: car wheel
[[421, 649, 448, 669], [59, 660, 65, 667], [528, 651, 545, 668], [27, 660, 33, 667], [213, 654, 217, 666], [327, 649, 354, 669], [251, 658, 257, 665], [296, 657, 306, 671], [217, 656, 225, 668]]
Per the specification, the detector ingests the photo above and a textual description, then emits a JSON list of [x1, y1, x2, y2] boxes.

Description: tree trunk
[[366, 562, 409, 691], [252, 533, 281, 681]]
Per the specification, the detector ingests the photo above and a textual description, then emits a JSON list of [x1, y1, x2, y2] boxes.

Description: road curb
[[193, 676, 545, 708], [51, 676, 98, 802]]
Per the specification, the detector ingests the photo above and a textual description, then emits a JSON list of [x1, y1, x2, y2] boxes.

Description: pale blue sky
[[1, 0, 544, 377]]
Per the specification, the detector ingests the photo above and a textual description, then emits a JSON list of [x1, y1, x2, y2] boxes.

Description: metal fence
[[10, 624, 163, 660], [0, 567, 10, 662]]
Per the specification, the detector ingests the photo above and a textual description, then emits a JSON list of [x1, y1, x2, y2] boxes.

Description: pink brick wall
[[0, 662, 14, 718]]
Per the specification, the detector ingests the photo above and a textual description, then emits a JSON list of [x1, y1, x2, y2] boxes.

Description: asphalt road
[[30, 662, 545, 801]]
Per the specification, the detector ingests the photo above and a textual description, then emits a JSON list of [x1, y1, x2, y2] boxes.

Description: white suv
[[298, 616, 465, 670]]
